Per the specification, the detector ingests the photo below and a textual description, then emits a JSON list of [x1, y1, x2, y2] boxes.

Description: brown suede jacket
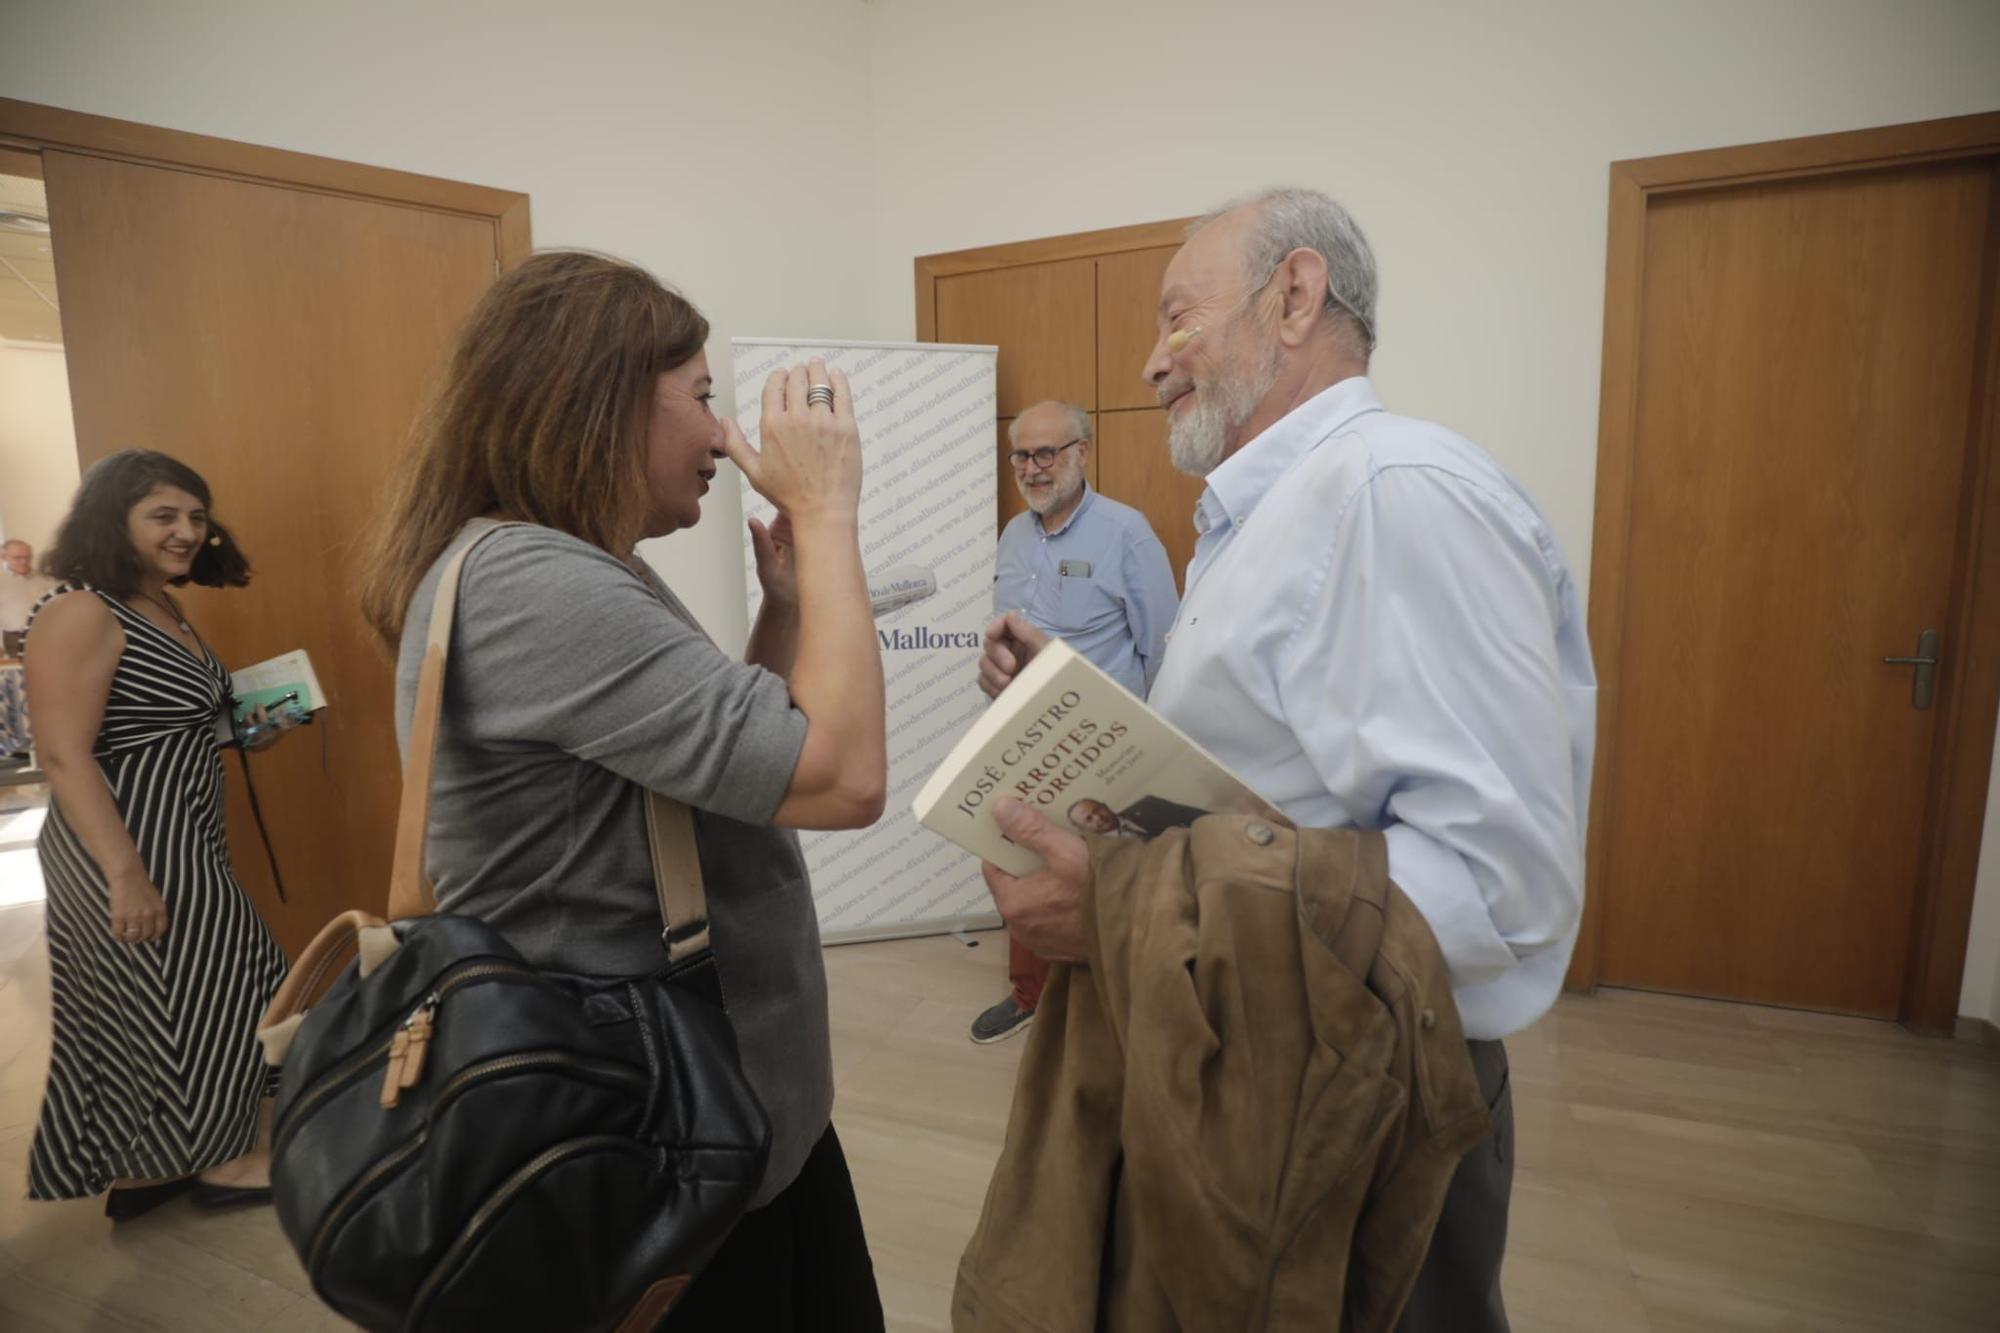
[[953, 817, 1490, 1332]]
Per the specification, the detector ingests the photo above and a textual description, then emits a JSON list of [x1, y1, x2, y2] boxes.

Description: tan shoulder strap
[[385, 521, 711, 962], [384, 526, 491, 921], [643, 789, 710, 962]]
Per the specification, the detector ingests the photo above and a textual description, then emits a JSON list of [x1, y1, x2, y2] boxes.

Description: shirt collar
[[1038, 484, 1096, 538], [1197, 376, 1384, 534]]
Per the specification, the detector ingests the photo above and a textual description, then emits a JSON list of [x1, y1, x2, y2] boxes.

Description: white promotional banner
[[733, 338, 1000, 942]]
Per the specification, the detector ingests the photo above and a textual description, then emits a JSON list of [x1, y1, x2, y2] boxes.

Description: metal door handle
[[1882, 629, 1939, 710]]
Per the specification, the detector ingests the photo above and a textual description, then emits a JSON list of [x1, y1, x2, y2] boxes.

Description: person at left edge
[[24, 450, 293, 1221], [1, 539, 59, 635], [970, 399, 1179, 1045]]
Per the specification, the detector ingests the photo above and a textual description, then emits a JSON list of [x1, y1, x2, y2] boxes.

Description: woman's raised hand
[[720, 358, 861, 526], [748, 512, 798, 608]]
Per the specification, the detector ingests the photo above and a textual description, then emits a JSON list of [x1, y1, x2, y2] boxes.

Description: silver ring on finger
[[806, 384, 835, 410]]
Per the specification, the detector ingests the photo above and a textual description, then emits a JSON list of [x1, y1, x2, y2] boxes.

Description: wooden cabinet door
[[935, 258, 1095, 416], [45, 150, 507, 955], [1598, 161, 1991, 1016], [1096, 246, 1178, 411], [930, 240, 1187, 551], [1096, 409, 1204, 592]]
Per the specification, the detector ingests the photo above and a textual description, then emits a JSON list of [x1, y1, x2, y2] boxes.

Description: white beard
[[1167, 352, 1277, 478], [1025, 472, 1084, 516]]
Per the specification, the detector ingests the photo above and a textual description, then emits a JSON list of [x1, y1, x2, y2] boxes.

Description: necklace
[[136, 590, 191, 634]]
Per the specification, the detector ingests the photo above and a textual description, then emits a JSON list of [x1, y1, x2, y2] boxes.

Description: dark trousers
[[663, 1125, 884, 1332], [1395, 1039, 1514, 1333], [1009, 933, 1050, 1012]]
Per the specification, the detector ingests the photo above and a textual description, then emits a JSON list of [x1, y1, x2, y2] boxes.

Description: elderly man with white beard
[[974, 188, 1597, 1331]]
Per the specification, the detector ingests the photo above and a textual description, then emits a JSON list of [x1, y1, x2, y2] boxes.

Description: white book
[[213, 649, 325, 746], [229, 648, 327, 724], [912, 639, 1286, 875]]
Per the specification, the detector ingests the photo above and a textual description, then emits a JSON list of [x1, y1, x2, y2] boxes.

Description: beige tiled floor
[[2, 850, 1998, 1330]]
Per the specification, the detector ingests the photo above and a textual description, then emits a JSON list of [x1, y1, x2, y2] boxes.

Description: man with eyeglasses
[[968, 399, 1178, 1045]]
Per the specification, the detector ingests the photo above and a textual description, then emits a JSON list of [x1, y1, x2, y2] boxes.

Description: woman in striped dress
[[23, 450, 291, 1220]]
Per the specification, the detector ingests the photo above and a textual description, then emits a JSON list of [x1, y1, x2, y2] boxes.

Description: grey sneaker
[[970, 995, 1034, 1044]]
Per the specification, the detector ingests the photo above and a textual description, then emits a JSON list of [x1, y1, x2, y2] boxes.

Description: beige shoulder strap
[[385, 521, 711, 962], [642, 785, 710, 962]]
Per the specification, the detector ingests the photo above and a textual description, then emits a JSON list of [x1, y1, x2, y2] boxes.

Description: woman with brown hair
[[24, 449, 293, 1219], [360, 251, 886, 1327]]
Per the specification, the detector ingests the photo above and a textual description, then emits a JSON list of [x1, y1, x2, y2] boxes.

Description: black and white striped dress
[[27, 586, 287, 1199]]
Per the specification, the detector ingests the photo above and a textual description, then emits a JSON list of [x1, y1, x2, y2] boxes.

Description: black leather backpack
[[256, 523, 768, 1332]]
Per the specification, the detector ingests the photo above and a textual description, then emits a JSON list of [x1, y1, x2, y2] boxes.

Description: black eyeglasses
[[1008, 438, 1084, 470]]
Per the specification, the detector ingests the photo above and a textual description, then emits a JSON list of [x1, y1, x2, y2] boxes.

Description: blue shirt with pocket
[[993, 487, 1178, 697]]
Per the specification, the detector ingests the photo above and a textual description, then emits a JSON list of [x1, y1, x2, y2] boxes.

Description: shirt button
[[1420, 1009, 1437, 1032], [1245, 822, 1275, 846]]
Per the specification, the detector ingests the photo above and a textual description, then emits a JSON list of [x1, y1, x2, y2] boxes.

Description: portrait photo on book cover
[[1065, 794, 1210, 839]]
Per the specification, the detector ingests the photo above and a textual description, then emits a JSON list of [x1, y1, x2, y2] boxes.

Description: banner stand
[[734, 337, 1000, 945]]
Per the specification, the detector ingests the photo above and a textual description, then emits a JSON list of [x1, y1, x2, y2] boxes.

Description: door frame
[[914, 216, 1193, 339], [0, 98, 530, 269], [1571, 110, 2000, 1032]]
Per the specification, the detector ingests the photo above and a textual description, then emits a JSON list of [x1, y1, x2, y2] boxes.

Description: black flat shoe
[[104, 1177, 196, 1222], [191, 1181, 273, 1210]]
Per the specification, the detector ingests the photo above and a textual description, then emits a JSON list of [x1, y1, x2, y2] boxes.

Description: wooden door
[[42, 147, 515, 956], [1597, 160, 1994, 1016], [1096, 247, 1201, 580], [1096, 246, 1179, 410], [1097, 410, 1204, 582], [924, 225, 1199, 587], [935, 259, 1096, 416]]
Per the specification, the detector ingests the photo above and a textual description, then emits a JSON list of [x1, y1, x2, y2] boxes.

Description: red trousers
[[1009, 933, 1050, 1012]]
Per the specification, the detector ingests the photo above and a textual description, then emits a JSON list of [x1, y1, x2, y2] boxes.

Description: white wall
[[862, 0, 2000, 1025], [0, 0, 877, 639], [866, 0, 2000, 597], [7, 0, 2000, 1020], [0, 345, 82, 555]]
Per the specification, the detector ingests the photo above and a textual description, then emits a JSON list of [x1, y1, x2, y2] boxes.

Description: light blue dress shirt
[[1148, 378, 1597, 1040], [995, 487, 1178, 697]]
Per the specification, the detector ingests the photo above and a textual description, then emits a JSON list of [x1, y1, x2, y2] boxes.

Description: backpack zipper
[[402, 1134, 651, 1332], [378, 993, 439, 1109], [272, 960, 544, 1158], [306, 1050, 647, 1280]]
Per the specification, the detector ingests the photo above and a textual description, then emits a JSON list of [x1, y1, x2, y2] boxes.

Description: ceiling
[[0, 175, 60, 347]]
